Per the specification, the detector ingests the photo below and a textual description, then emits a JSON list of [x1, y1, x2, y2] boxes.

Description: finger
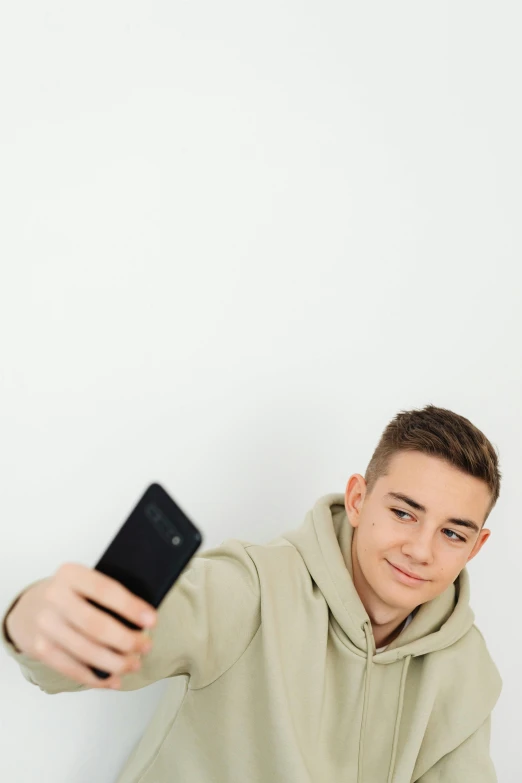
[[31, 635, 123, 689], [37, 610, 141, 676], [57, 563, 157, 629], [53, 589, 152, 655]]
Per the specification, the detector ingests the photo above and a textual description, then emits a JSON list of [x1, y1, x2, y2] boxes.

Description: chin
[[379, 588, 418, 611], [374, 575, 426, 608]]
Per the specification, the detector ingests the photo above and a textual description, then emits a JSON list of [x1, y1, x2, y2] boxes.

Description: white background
[[0, 2, 520, 781]]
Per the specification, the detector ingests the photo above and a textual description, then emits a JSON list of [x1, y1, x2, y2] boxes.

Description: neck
[[373, 616, 409, 648]]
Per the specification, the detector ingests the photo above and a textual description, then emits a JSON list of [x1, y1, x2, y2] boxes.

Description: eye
[[392, 508, 413, 521], [442, 528, 467, 543]]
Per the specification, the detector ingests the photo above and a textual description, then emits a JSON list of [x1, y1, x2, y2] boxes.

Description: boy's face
[[345, 451, 492, 614]]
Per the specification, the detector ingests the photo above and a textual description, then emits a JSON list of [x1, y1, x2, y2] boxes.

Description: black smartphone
[[88, 482, 203, 679]]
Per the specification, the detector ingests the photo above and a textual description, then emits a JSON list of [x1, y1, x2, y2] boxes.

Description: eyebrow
[[384, 492, 481, 534]]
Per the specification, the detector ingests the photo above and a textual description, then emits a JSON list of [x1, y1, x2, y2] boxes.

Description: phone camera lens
[[171, 536, 181, 546], [146, 504, 162, 523]]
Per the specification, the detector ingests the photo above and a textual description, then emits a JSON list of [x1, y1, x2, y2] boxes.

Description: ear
[[344, 474, 367, 529], [466, 528, 491, 564]]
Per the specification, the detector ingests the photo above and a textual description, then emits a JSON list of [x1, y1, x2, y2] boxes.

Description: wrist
[[3, 600, 23, 653]]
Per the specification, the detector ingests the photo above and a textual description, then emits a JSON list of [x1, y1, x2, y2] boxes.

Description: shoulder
[[462, 623, 502, 692], [185, 535, 308, 595], [445, 623, 501, 682], [243, 535, 310, 574], [413, 624, 502, 771], [427, 623, 502, 713], [241, 537, 321, 611]]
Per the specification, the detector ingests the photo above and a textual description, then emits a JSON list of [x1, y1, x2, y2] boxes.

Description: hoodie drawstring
[[358, 622, 412, 783], [358, 622, 374, 783], [387, 654, 411, 782]]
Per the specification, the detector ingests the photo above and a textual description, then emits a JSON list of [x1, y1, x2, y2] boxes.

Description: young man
[[2, 404, 502, 782]]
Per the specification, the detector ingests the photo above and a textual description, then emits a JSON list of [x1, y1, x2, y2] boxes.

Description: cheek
[[367, 528, 399, 555], [434, 543, 471, 569], [425, 556, 467, 595], [433, 557, 465, 581], [357, 527, 395, 566]]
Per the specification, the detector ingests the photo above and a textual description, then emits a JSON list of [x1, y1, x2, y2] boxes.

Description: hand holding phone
[[5, 483, 202, 688], [5, 563, 158, 689]]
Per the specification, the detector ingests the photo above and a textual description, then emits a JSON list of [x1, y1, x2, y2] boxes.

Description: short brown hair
[[364, 405, 501, 519]]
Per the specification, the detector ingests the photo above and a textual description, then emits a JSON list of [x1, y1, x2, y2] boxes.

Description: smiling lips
[[387, 561, 428, 582]]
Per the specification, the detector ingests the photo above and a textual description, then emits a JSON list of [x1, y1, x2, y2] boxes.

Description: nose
[[401, 528, 435, 565]]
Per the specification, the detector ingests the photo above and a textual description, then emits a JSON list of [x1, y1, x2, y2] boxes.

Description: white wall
[[1, 2, 520, 781]]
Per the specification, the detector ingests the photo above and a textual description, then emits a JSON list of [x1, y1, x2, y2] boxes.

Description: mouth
[[386, 560, 429, 586]]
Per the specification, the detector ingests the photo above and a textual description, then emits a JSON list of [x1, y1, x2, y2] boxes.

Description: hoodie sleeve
[[1, 539, 261, 695], [414, 715, 497, 783]]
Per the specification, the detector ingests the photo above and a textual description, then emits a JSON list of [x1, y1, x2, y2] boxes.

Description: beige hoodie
[[2, 493, 502, 782]]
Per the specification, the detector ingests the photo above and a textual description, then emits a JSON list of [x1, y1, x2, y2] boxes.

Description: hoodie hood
[[283, 492, 476, 663]]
